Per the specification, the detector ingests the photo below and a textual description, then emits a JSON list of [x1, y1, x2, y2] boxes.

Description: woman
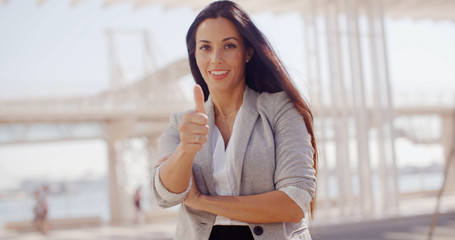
[[151, 1, 317, 239]]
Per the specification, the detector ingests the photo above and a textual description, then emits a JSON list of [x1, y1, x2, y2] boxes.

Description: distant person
[[33, 185, 49, 234], [151, 1, 317, 239], [134, 186, 143, 224]]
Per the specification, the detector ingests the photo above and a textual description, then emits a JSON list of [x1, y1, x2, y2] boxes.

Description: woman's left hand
[[184, 174, 203, 209]]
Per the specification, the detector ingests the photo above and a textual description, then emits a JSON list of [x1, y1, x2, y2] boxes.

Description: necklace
[[217, 109, 239, 119], [215, 107, 240, 119]]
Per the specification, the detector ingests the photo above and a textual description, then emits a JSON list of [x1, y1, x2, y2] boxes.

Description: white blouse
[[212, 104, 247, 225]]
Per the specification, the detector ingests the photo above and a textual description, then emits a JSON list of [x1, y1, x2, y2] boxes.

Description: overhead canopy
[[4, 0, 454, 21], [94, 0, 455, 21]]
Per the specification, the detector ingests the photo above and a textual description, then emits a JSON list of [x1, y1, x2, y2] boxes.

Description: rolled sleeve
[[154, 166, 192, 203], [279, 186, 312, 214]]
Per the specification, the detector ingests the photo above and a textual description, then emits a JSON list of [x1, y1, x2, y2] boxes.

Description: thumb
[[193, 85, 206, 114]]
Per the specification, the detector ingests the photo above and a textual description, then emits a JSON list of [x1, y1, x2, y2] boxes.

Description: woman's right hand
[[178, 85, 209, 154]]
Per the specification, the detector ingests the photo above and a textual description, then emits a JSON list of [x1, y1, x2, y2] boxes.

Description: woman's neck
[[211, 85, 245, 119]]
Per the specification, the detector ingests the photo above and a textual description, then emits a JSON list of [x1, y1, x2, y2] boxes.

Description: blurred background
[[0, 0, 454, 239]]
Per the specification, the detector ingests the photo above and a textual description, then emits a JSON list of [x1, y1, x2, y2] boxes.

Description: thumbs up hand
[[178, 85, 209, 154], [193, 84, 206, 115]]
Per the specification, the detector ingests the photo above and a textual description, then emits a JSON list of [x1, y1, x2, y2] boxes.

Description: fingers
[[180, 110, 208, 138], [180, 132, 207, 145], [184, 171, 201, 208], [179, 120, 209, 148], [194, 85, 206, 114], [179, 122, 209, 136], [179, 85, 207, 155], [182, 112, 208, 125]]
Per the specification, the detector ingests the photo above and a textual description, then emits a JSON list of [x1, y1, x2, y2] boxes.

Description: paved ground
[[1, 211, 454, 240], [312, 211, 455, 240], [2, 193, 454, 240], [0, 222, 177, 240]]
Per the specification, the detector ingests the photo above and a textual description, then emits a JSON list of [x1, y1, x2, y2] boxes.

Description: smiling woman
[[151, 1, 318, 240], [194, 17, 253, 104]]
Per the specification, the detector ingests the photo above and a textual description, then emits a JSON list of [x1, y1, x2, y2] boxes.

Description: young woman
[[152, 1, 318, 239]]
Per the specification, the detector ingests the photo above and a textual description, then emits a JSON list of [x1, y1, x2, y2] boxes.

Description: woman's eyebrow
[[222, 37, 239, 42], [197, 37, 239, 44], [197, 40, 211, 44]]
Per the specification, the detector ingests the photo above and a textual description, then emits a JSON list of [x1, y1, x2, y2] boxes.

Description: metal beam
[[378, 0, 400, 215], [346, 0, 374, 217]]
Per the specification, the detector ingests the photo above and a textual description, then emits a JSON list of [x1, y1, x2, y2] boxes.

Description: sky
[[0, 0, 307, 99], [1, 1, 454, 98], [0, 0, 454, 191]]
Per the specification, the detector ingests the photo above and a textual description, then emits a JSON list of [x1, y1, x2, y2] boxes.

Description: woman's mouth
[[209, 70, 229, 80]]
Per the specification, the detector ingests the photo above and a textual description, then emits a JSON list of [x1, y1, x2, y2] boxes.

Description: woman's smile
[[209, 69, 230, 80]]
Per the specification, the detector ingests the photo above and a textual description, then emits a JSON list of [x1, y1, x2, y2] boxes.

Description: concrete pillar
[[302, 0, 331, 218], [345, 0, 374, 217], [106, 136, 122, 225], [104, 119, 136, 225], [324, 0, 352, 217], [377, 0, 400, 215], [366, 0, 390, 216], [441, 115, 455, 191]]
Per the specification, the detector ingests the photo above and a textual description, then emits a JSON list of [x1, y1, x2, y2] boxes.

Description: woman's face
[[194, 17, 253, 94]]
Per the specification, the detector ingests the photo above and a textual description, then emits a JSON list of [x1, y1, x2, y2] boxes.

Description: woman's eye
[[225, 43, 237, 49], [199, 45, 211, 51]]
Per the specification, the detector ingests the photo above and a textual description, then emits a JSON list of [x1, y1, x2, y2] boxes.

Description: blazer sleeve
[[271, 92, 316, 200], [158, 112, 182, 159], [151, 112, 189, 208]]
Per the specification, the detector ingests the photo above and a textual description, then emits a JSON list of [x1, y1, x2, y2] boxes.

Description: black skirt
[[209, 225, 254, 240]]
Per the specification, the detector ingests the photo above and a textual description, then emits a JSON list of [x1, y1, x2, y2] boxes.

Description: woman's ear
[[246, 47, 254, 62]]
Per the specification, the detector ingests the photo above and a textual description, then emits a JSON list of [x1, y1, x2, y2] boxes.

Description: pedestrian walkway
[[1, 211, 454, 240], [0, 221, 177, 240], [312, 211, 455, 240], [2, 192, 454, 240]]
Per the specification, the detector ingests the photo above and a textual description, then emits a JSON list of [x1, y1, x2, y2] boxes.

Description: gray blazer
[[152, 87, 316, 240]]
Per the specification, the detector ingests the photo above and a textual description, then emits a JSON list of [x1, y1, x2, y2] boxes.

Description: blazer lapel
[[233, 87, 259, 195], [197, 96, 217, 196], [196, 87, 259, 196]]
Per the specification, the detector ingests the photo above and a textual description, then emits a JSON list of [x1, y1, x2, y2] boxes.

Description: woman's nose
[[210, 49, 223, 64]]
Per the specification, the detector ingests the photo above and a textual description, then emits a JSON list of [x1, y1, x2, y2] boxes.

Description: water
[[0, 171, 444, 228], [0, 183, 109, 228], [398, 171, 444, 192], [311, 171, 443, 199]]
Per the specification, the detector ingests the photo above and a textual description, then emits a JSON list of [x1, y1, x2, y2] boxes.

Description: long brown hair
[[186, 0, 318, 217]]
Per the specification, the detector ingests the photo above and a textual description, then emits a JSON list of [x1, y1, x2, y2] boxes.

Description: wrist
[[174, 144, 197, 164], [176, 143, 197, 158], [193, 193, 207, 211]]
